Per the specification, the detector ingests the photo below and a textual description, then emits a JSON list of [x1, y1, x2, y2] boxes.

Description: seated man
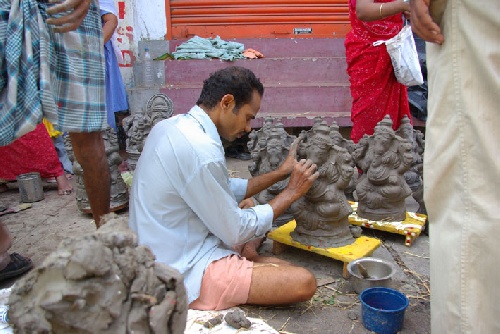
[[129, 66, 319, 310]]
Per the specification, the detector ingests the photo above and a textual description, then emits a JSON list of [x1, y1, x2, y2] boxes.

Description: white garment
[[425, 0, 500, 332], [129, 106, 273, 304]]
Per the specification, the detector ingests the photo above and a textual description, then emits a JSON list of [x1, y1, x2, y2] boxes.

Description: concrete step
[[155, 85, 352, 127], [168, 38, 347, 58], [163, 57, 349, 87], [130, 38, 352, 127]]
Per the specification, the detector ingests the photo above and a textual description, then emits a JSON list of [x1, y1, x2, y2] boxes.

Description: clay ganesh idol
[[352, 116, 413, 221], [247, 121, 296, 226], [291, 122, 361, 248]]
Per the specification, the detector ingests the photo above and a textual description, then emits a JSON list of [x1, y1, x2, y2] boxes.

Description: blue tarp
[[172, 35, 245, 61]]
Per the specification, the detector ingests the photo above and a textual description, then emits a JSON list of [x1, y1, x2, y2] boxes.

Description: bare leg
[[241, 237, 317, 305], [246, 259, 316, 305], [0, 222, 12, 271], [69, 132, 110, 228]]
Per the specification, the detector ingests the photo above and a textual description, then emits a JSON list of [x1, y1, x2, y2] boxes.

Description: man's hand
[[238, 198, 256, 209], [410, 0, 444, 44], [277, 136, 302, 176], [285, 159, 319, 200], [46, 0, 91, 33], [268, 158, 318, 220]]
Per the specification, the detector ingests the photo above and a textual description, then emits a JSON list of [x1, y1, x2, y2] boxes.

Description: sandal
[[0, 253, 33, 282]]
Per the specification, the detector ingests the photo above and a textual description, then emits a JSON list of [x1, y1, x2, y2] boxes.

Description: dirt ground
[[0, 157, 430, 334]]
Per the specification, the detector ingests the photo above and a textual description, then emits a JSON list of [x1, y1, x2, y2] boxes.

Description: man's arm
[[101, 13, 118, 44], [244, 137, 301, 198], [356, 0, 410, 22], [46, 0, 92, 33], [410, 0, 444, 44]]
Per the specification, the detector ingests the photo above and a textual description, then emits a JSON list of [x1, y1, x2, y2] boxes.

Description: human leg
[[69, 132, 110, 227], [0, 222, 32, 281], [55, 174, 73, 195], [246, 257, 316, 306], [0, 222, 12, 269], [52, 135, 73, 175], [189, 254, 315, 310], [237, 236, 316, 306]]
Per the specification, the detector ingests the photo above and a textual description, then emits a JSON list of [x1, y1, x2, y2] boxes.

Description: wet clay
[[8, 214, 187, 334], [224, 309, 252, 329]]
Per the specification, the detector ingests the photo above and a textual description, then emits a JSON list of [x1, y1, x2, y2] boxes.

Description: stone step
[[130, 38, 425, 128], [168, 38, 347, 58], [164, 57, 349, 87], [158, 85, 352, 127], [131, 40, 352, 127]]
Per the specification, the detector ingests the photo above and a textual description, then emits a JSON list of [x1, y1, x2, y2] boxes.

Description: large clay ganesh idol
[[352, 116, 413, 221], [290, 122, 361, 248]]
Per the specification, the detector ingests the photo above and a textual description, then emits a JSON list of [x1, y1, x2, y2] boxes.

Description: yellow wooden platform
[[267, 220, 381, 278], [348, 202, 427, 247]]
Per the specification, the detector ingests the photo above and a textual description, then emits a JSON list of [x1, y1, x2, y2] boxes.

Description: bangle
[[379, 3, 384, 18]]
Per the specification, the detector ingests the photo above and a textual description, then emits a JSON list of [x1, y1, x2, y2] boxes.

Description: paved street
[[0, 157, 430, 333]]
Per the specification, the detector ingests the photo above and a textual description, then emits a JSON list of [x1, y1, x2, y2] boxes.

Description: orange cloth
[[189, 255, 253, 310], [243, 48, 264, 59]]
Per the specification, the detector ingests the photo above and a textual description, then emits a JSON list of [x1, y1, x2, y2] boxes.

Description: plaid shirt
[[0, 0, 106, 146]]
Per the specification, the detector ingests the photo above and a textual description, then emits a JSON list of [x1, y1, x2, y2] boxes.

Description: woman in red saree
[[0, 123, 73, 195], [345, 0, 412, 143]]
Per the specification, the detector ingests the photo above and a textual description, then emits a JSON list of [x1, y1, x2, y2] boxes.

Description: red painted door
[[166, 0, 350, 40]]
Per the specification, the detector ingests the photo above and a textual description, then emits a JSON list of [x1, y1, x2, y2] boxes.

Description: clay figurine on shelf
[[352, 115, 413, 221]]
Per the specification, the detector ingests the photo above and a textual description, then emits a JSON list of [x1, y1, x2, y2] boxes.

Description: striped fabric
[[0, 0, 106, 147]]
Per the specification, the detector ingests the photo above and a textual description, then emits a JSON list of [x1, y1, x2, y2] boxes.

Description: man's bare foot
[[56, 175, 73, 195]]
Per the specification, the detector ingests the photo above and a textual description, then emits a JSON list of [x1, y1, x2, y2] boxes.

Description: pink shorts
[[189, 255, 253, 310]]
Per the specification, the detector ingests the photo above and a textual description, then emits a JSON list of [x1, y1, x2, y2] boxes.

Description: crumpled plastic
[[172, 36, 245, 61], [373, 25, 424, 87]]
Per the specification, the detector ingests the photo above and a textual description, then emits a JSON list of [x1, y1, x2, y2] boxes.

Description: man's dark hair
[[196, 66, 264, 112]]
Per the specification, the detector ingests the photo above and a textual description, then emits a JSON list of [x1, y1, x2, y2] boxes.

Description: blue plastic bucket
[[360, 287, 409, 334]]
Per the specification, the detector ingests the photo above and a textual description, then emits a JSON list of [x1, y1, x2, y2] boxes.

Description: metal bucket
[[347, 257, 396, 294], [16, 172, 44, 203]]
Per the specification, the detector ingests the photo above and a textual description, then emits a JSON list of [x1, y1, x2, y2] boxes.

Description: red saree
[[0, 123, 64, 180], [345, 0, 411, 143]]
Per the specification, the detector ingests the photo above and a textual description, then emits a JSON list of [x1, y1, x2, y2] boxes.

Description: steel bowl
[[347, 257, 396, 294]]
